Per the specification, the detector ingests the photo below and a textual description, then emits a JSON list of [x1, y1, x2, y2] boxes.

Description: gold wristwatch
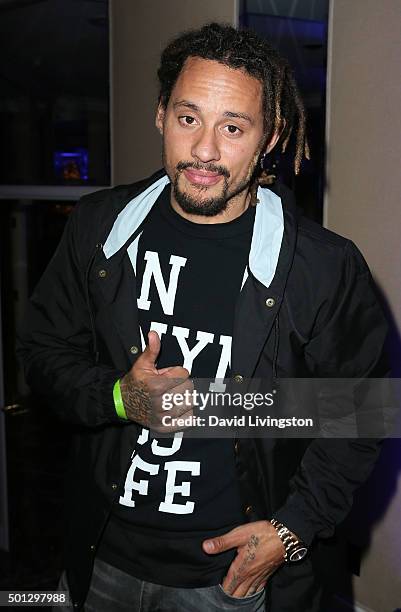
[[270, 518, 308, 562]]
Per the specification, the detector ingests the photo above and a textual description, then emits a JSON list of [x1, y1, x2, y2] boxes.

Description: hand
[[202, 521, 286, 597], [120, 331, 193, 432]]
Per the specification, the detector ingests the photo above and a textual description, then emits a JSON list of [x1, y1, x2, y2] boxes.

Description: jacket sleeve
[[17, 200, 127, 428], [273, 240, 390, 545]]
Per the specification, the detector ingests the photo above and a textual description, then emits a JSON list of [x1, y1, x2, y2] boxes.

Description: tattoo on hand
[[227, 573, 240, 593], [248, 535, 260, 549], [120, 374, 153, 426], [227, 534, 260, 593]]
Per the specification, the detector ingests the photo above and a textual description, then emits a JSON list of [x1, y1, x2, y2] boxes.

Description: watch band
[[270, 518, 308, 562]]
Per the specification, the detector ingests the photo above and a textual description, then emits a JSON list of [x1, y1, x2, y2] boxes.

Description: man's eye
[[224, 125, 241, 135], [179, 116, 196, 125]]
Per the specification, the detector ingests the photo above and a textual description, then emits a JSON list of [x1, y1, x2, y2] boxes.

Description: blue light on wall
[[54, 149, 89, 182], [240, 13, 327, 97]]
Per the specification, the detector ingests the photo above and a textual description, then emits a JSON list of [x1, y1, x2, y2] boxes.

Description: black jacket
[[18, 170, 388, 611]]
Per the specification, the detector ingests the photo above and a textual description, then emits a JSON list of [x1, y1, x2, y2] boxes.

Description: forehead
[[169, 56, 263, 118]]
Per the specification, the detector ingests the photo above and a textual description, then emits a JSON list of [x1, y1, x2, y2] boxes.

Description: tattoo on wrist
[[120, 374, 153, 426]]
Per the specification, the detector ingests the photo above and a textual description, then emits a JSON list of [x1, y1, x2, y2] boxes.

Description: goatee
[[172, 161, 257, 218]]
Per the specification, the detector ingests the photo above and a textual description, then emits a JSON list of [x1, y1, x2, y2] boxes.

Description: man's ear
[[155, 102, 165, 135], [264, 118, 286, 154]]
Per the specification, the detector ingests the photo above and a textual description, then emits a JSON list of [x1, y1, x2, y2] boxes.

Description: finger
[[221, 569, 250, 597], [138, 331, 161, 368], [246, 579, 267, 597], [232, 582, 254, 598], [167, 405, 195, 430], [231, 580, 262, 598], [151, 410, 194, 434], [157, 366, 175, 374], [162, 366, 190, 380], [253, 580, 267, 594], [146, 371, 191, 396], [226, 563, 269, 597], [154, 381, 195, 420], [221, 539, 262, 595], [203, 526, 246, 554], [149, 397, 195, 433], [159, 368, 192, 397], [220, 556, 246, 594], [167, 380, 195, 414]]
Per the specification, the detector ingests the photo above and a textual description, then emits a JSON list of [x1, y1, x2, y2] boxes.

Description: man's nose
[[191, 127, 221, 163]]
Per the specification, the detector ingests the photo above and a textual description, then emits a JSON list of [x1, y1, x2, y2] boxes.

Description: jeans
[[56, 557, 266, 611]]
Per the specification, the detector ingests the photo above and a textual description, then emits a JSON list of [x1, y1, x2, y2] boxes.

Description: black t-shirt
[[97, 185, 256, 587]]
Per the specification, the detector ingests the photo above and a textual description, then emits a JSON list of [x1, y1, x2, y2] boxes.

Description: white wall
[[325, 1, 401, 610], [110, 0, 238, 185]]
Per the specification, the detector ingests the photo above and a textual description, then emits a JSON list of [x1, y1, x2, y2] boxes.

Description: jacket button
[[130, 345, 139, 355], [111, 483, 118, 490], [234, 374, 243, 384], [98, 269, 107, 278], [245, 505, 253, 515], [90, 544, 96, 551], [265, 297, 275, 307]]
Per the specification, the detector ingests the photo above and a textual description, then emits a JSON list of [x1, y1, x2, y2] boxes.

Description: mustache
[[176, 161, 230, 179]]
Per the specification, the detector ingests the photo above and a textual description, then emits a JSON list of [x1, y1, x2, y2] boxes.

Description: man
[[19, 23, 388, 612]]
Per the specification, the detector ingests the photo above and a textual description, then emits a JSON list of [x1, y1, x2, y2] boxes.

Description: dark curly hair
[[157, 22, 309, 177]]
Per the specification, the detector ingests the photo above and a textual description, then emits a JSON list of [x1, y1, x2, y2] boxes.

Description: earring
[[258, 153, 278, 186], [260, 152, 268, 169]]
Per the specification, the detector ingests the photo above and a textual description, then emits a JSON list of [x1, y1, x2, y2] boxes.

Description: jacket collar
[[93, 172, 299, 376], [102, 173, 285, 291]]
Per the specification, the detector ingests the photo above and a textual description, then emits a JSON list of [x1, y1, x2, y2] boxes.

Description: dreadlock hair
[[157, 22, 310, 189]]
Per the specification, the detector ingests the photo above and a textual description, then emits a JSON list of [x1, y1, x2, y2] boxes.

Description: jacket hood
[[102, 172, 296, 291]]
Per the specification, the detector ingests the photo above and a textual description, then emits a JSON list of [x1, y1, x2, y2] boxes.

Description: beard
[[173, 161, 230, 217], [170, 158, 259, 218]]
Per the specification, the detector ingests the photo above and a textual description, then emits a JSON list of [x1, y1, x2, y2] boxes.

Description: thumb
[[140, 331, 161, 367], [202, 528, 239, 555]]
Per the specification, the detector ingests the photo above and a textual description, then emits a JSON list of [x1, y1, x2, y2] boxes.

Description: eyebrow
[[173, 100, 254, 125]]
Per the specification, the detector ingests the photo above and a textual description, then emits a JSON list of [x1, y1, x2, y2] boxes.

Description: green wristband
[[113, 379, 127, 420]]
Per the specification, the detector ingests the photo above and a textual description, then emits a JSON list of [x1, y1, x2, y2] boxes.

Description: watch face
[[289, 547, 308, 562]]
